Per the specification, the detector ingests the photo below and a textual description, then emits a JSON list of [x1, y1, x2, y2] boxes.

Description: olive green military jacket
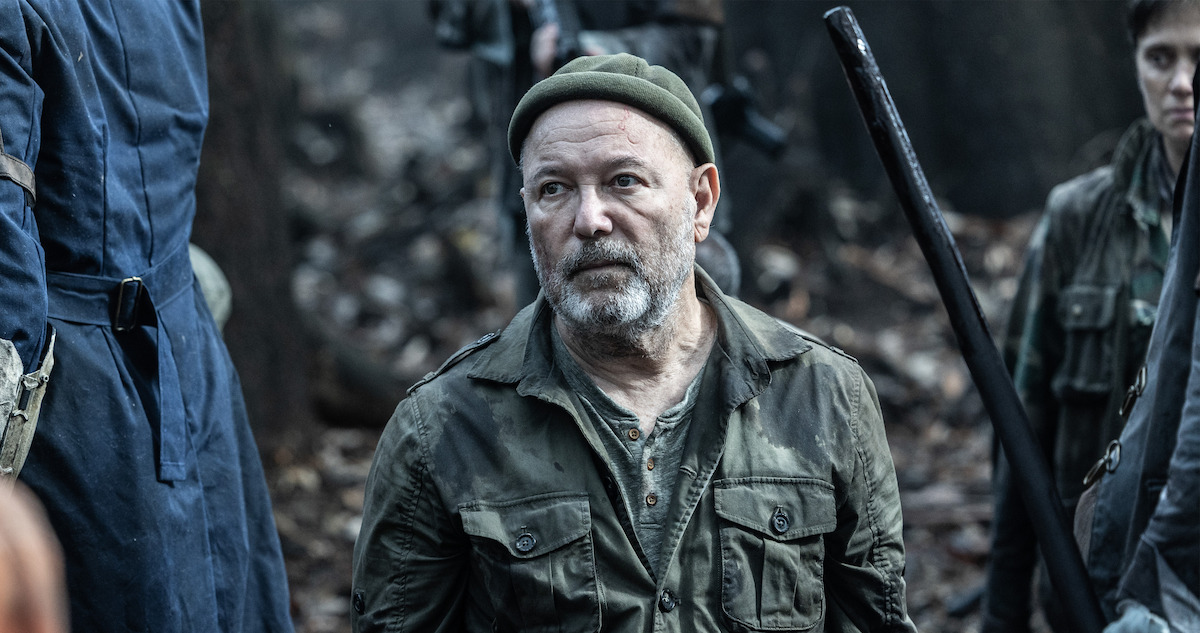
[[352, 271, 916, 633]]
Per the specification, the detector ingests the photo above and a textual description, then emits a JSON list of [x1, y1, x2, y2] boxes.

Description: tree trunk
[[194, 0, 315, 450]]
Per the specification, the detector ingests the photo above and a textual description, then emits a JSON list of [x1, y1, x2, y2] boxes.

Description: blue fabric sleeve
[[0, 4, 47, 372]]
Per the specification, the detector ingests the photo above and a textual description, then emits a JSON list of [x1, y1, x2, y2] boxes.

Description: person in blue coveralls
[[0, 2, 293, 631]]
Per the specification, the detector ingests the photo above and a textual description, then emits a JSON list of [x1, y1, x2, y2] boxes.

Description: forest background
[[194, 2, 1145, 632]]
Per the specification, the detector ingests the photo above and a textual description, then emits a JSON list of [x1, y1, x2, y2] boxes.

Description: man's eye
[[614, 174, 638, 187], [541, 182, 564, 196]]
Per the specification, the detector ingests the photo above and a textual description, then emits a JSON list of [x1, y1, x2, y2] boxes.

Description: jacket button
[[771, 507, 791, 534], [659, 589, 677, 612], [627, 427, 641, 441], [352, 589, 365, 615], [515, 532, 537, 553], [646, 493, 658, 506]]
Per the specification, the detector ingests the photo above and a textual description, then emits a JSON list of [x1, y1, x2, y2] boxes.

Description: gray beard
[[530, 216, 694, 346]]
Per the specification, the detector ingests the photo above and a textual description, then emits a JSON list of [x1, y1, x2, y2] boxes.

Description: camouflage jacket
[[1002, 118, 1172, 505], [352, 270, 916, 633]]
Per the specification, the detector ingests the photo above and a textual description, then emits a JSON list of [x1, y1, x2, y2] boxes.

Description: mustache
[[561, 240, 641, 277]]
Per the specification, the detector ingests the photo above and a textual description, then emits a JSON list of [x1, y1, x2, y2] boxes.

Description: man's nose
[[573, 187, 612, 238]]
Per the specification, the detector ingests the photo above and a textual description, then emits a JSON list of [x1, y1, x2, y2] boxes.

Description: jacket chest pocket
[[715, 478, 835, 632], [460, 492, 599, 633], [1053, 284, 1120, 402]]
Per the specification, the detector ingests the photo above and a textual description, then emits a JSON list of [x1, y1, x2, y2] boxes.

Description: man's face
[[1136, 4, 1200, 158], [520, 100, 713, 337]]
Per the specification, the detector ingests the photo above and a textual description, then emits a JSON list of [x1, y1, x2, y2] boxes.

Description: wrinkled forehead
[[522, 100, 693, 165]]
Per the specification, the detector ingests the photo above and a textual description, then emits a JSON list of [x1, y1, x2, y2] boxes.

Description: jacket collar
[[466, 265, 814, 401], [1114, 118, 1172, 230]]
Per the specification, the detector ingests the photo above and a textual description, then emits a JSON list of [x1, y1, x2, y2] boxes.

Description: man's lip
[[569, 259, 634, 281], [574, 260, 622, 274]]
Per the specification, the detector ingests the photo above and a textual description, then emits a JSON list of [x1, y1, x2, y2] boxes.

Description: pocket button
[[515, 532, 537, 553], [771, 507, 791, 534]]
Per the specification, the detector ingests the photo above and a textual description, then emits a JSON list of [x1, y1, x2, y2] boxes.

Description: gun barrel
[[822, 7, 1107, 633]]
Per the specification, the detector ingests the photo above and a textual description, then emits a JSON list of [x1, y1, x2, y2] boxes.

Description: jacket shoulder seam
[[407, 331, 500, 395], [1044, 166, 1117, 222]]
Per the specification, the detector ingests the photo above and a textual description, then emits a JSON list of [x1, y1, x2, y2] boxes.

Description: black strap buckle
[[114, 276, 144, 331], [1083, 440, 1122, 488], [1118, 365, 1148, 418]]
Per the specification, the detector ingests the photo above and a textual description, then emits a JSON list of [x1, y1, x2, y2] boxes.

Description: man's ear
[[691, 163, 720, 242]]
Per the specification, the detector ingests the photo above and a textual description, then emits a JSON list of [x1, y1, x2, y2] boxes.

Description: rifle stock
[[822, 7, 1107, 633]]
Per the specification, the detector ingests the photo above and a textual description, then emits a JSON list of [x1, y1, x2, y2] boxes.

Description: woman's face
[[1136, 4, 1200, 163]]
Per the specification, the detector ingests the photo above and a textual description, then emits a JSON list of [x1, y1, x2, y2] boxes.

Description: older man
[[352, 53, 915, 633]]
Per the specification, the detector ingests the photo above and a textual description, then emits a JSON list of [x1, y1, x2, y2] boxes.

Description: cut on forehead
[[520, 99, 698, 168]]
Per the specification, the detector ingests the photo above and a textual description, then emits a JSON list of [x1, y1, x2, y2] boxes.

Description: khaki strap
[[0, 328, 55, 479]]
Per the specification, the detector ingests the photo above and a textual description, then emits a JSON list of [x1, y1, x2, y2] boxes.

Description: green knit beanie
[[507, 53, 714, 166]]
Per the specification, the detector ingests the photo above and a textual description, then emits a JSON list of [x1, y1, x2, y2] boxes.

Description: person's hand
[[1103, 601, 1170, 633]]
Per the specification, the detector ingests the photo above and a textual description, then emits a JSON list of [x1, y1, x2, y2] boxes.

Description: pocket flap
[[1058, 285, 1117, 330], [714, 478, 836, 541], [460, 492, 591, 558]]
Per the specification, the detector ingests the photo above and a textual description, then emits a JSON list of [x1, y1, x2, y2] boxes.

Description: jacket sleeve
[[824, 366, 917, 633], [351, 396, 470, 633], [0, 10, 49, 374]]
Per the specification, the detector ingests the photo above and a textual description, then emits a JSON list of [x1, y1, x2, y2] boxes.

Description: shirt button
[[515, 532, 537, 553], [646, 493, 658, 506], [627, 428, 641, 441], [659, 589, 677, 612], [646, 458, 655, 470]]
